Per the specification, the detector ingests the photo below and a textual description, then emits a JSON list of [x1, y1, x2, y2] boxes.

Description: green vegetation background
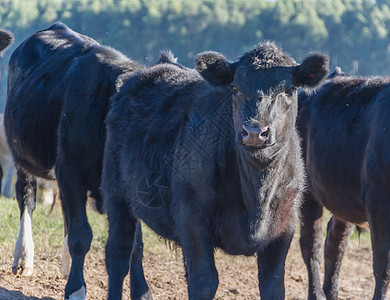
[[1, 0, 390, 109]]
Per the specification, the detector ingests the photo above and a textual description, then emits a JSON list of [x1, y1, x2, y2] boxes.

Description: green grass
[[0, 197, 109, 255], [0, 196, 166, 258]]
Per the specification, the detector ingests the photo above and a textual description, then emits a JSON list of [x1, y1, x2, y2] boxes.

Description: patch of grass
[[0, 197, 109, 257], [0, 197, 170, 258]]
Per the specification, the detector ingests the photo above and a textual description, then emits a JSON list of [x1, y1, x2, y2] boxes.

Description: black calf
[[5, 22, 149, 299], [102, 42, 328, 299], [298, 69, 390, 299]]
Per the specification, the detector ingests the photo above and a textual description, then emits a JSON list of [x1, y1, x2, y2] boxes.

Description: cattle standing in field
[[102, 42, 328, 299], [298, 68, 390, 300], [0, 29, 13, 54], [5, 22, 150, 300]]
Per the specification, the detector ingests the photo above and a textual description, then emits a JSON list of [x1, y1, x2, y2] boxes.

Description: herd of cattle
[[0, 22, 388, 300]]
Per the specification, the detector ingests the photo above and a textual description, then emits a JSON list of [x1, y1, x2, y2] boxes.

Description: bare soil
[[0, 232, 374, 300]]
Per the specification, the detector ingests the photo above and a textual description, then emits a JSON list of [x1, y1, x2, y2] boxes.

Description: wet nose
[[242, 124, 270, 146]]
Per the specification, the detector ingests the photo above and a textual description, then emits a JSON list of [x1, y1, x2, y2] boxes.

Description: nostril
[[260, 127, 270, 138], [242, 125, 249, 138], [241, 124, 269, 146]]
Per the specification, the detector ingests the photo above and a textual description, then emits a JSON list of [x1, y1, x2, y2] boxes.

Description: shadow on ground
[[0, 287, 55, 300]]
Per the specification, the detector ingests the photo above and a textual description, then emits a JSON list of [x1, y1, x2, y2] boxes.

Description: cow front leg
[[105, 196, 138, 300], [323, 217, 353, 300], [181, 223, 218, 300], [257, 230, 294, 300], [12, 169, 37, 276], [299, 194, 325, 300], [56, 165, 91, 300]]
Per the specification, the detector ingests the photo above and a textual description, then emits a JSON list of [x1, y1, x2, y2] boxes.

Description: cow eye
[[285, 88, 295, 96], [232, 86, 239, 94]]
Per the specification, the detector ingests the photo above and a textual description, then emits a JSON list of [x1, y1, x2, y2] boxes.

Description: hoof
[[141, 290, 153, 300], [21, 267, 33, 276], [12, 265, 33, 276], [132, 289, 153, 300], [66, 286, 86, 300]]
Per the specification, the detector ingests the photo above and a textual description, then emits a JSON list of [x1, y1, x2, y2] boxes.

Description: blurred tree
[[1, 0, 390, 109]]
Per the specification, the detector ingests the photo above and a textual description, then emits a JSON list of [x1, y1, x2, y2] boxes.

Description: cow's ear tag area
[[195, 51, 236, 86], [295, 53, 329, 88]]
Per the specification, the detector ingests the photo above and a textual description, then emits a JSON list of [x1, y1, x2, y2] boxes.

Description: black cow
[[298, 69, 390, 299], [102, 42, 328, 299], [0, 29, 13, 54], [5, 22, 150, 300]]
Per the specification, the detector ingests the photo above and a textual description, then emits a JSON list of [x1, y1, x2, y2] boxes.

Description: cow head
[[195, 41, 328, 157]]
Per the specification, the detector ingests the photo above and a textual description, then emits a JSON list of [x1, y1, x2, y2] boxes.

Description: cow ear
[[0, 29, 13, 54], [195, 51, 236, 86], [294, 53, 329, 88]]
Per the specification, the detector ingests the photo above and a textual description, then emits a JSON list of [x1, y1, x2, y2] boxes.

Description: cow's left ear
[[195, 51, 236, 86], [294, 53, 329, 88]]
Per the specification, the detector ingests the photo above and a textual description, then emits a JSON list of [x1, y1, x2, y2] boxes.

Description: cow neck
[[236, 142, 289, 214]]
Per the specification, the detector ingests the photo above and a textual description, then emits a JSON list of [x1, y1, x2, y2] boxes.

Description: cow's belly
[[5, 103, 59, 178], [308, 166, 367, 224]]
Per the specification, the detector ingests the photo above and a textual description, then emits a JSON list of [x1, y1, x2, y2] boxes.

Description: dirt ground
[[0, 231, 374, 300]]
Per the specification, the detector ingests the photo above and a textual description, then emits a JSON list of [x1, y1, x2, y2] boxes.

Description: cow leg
[[56, 165, 91, 300], [322, 217, 353, 300], [130, 223, 152, 299], [105, 197, 138, 300], [3, 160, 15, 198], [257, 230, 294, 299], [366, 187, 390, 300], [12, 169, 37, 276], [62, 215, 72, 279], [181, 226, 218, 299], [299, 194, 325, 300]]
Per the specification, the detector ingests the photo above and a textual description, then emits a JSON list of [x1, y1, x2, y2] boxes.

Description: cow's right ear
[[0, 29, 14, 54], [195, 51, 236, 86]]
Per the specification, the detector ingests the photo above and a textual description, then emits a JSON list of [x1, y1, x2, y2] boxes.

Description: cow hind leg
[[130, 223, 152, 300], [299, 194, 326, 300], [105, 196, 138, 300], [323, 217, 354, 300], [56, 165, 92, 300], [365, 186, 390, 300], [2, 160, 15, 198], [62, 217, 72, 279], [12, 169, 37, 276]]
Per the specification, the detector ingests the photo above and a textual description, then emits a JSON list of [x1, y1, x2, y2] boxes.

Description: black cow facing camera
[[102, 42, 328, 299]]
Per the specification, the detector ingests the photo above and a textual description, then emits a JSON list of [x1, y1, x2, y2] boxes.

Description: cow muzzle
[[242, 124, 270, 147]]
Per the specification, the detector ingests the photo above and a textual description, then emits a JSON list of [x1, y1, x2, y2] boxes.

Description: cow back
[[5, 22, 141, 178]]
